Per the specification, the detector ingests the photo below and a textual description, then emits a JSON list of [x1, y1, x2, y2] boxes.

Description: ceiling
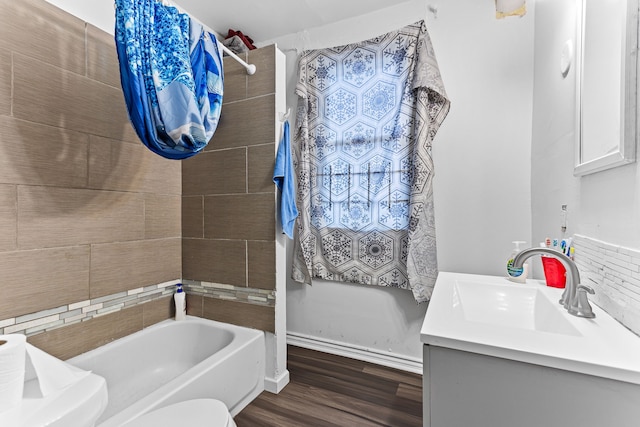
[[174, 0, 413, 43]]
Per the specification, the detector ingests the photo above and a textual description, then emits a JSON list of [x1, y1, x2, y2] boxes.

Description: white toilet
[[10, 345, 235, 427], [16, 370, 108, 427], [122, 399, 237, 427]]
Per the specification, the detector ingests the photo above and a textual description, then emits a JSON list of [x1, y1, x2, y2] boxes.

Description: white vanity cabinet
[[423, 345, 640, 427], [421, 272, 640, 427]]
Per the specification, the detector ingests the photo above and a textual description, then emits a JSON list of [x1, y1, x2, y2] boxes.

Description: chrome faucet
[[511, 247, 595, 318]]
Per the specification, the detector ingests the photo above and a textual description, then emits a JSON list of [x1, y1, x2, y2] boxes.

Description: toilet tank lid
[[19, 372, 107, 427]]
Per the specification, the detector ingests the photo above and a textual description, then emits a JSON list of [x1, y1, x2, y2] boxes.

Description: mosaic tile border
[[0, 279, 180, 336], [573, 234, 640, 336], [0, 279, 276, 337], [182, 280, 276, 307]]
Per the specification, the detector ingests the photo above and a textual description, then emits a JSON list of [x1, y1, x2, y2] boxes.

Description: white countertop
[[421, 272, 640, 385]]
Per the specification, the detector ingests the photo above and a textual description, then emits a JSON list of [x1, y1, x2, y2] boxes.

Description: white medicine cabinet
[[574, 0, 638, 176]]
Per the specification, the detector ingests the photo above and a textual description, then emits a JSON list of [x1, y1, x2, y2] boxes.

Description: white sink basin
[[421, 272, 640, 384], [453, 280, 580, 336]]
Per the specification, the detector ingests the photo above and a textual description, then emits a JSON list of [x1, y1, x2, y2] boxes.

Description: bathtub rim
[[69, 315, 263, 366]]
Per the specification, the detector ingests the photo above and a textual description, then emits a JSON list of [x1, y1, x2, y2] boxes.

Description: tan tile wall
[[1, 0, 279, 357], [182, 45, 278, 329], [185, 293, 275, 333], [28, 296, 175, 360], [0, 0, 181, 356]]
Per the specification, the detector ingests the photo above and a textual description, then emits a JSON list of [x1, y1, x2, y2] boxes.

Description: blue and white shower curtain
[[115, 0, 223, 160], [292, 21, 450, 303]]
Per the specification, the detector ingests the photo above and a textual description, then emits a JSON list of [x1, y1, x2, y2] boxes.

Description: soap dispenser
[[174, 284, 186, 321], [507, 241, 529, 283]]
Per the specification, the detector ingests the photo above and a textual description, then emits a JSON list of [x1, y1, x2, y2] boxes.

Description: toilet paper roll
[[0, 334, 26, 414]]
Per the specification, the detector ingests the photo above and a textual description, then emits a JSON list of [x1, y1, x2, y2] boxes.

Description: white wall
[[532, 0, 640, 337], [531, 0, 581, 277], [44, 0, 114, 34], [532, 0, 640, 258], [269, 0, 535, 363]]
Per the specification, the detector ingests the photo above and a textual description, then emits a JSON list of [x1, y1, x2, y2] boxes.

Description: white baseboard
[[264, 369, 290, 394], [286, 332, 423, 374]]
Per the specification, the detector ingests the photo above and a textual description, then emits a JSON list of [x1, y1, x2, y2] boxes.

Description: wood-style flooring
[[234, 345, 423, 427]]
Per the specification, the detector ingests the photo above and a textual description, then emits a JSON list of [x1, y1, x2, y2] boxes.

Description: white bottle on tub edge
[[174, 284, 186, 321]]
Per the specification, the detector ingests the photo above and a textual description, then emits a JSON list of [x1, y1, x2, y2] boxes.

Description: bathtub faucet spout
[[511, 247, 595, 318]]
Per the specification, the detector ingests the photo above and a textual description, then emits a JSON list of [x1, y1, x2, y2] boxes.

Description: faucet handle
[[568, 284, 596, 318], [577, 284, 595, 294]]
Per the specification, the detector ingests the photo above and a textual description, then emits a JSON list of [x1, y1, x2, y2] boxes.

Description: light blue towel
[[273, 121, 298, 239]]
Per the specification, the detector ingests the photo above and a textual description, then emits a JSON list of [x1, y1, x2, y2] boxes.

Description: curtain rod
[[219, 43, 257, 75], [159, 0, 257, 75]]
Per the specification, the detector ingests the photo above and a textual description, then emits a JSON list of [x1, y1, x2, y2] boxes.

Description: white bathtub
[[68, 316, 265, 427]]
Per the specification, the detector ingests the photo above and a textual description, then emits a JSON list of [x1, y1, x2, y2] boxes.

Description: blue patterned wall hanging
[[292, 21, 450, 303]]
